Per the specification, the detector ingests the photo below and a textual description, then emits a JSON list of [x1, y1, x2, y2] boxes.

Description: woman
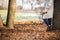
[[34, 0, 54, 31], [42, 0, 54, 31]]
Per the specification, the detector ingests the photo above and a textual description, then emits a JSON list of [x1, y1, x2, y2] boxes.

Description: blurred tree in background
[[6, 0, 16, 29], [0, 15, 3, 27]]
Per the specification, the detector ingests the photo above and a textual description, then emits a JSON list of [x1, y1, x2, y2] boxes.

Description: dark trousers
[[43, 18, 51, 27]]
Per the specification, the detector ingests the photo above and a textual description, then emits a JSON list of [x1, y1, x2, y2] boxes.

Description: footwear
[[46, 26, 52, 32]]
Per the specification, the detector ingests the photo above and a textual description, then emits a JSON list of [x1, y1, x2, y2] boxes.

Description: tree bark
[[0, 15, 3, 27], [6, 0, 16, 29], [53, 0, 60, 30]]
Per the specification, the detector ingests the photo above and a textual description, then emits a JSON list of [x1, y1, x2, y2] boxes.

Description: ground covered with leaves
[[0, 23, 60, 40]]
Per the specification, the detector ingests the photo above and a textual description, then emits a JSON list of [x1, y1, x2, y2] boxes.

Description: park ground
[[0, 10, 60, 40]]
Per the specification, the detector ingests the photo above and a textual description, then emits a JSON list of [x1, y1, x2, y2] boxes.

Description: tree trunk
[[53, 0, 60, 30], [6, 0, 16, 29], [0, 15, 3, 27]]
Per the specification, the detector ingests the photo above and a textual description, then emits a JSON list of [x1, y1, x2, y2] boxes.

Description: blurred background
[[0, 0, 44, 24]]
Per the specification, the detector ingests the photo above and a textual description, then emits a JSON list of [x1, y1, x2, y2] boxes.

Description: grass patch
[[0, 10, 7, 14]]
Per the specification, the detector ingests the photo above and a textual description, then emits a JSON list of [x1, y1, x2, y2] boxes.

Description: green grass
[[0, 10, 43, 22], [0, 10, 7, 14]]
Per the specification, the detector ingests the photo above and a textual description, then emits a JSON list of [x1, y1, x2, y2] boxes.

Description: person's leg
[[43, 19, 51, 27], [43, 18, 51, 31], [48, 18, 51, 26]]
